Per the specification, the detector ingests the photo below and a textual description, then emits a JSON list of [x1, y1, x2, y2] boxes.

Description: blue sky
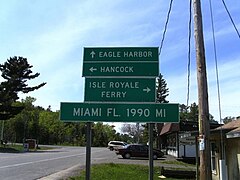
[[0, 0, 239, 127]]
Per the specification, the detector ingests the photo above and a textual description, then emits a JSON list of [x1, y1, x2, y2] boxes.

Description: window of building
[[211, 142, 217, 174]]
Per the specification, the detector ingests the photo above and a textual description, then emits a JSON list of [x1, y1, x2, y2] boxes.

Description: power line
[[221, 0, 240, 38], [209, 0, 222, 122], [186, 0, 192, 108], [209, 0, 225, 161], [159, 0, 174, 57]]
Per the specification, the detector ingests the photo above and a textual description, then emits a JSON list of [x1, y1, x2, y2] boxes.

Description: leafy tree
[[3, 97, 41, 143], [0, 56, 46, 120], [92, 123, 115, 147], [38, 111, 64, 144], [121, 123, 144, 143], [180, 102, 217, 123], [223, 116, 235, 124], [179, 104, 188, 120], [188, 102, 198, 121]]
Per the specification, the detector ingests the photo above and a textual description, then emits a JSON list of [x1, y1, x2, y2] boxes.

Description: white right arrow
[[89, 67, 97, 72], [143, 87, 151, 93], [90, 51, 96, 58]]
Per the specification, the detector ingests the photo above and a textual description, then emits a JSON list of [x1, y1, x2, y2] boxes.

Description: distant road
[[0, 146, 114, 180]]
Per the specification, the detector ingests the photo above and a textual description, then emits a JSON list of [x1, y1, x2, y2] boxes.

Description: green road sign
[[82, 62, 158, 77], [84, 78, 156, 102], [60, 102, 179, 123], [83, 47, 159, 62]]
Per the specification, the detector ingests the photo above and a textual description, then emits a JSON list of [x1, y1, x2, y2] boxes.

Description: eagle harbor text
[[98, 50, 153, 58]]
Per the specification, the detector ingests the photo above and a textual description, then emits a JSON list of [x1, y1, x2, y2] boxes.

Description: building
[[210, 119, 240, 180], [160, 119, 240, 179], [160, 120, 220, 158]]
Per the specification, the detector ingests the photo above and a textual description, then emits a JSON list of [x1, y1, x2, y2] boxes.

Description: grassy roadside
[[0, 144, 23, 153], [0, 144, 53, 153], [68, 163, 194, 180]]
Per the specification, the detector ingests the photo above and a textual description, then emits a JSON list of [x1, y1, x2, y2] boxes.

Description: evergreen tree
[[156, 73, 169, 103], [155, 74, 169, 149], [0, 56, 46, 120]]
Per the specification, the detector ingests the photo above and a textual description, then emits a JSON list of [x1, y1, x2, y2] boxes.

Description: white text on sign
[[73, 107, 166, 118], [97, 51, 153, 58]]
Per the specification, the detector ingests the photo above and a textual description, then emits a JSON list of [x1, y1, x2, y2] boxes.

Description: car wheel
[[153, 154, 158, 160], [124, 153, 131, 159], [110, 147, 114, 151]]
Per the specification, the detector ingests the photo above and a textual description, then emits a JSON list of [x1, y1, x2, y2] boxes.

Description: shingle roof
[[215, 119, 240, 130], [160, 123, 179, 135], [228, 127, 240, 133], [213, 119, 240, 138]]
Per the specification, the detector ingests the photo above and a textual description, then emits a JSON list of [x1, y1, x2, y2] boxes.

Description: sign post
[[86, 122, 91, 180]]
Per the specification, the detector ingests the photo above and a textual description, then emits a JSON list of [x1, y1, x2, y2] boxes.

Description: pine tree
[[156, 73, 169, 103], [155, 74, 169, 149], [0, 56, 46, 120]]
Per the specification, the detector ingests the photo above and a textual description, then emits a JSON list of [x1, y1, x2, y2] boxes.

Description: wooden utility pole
[[193, 0, 212, 180]]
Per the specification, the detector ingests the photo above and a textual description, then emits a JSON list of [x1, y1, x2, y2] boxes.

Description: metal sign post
[[85, 122, 92, 180], [149, 123, 154, 180]]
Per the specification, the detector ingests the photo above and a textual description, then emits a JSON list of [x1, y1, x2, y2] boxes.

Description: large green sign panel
[[60, 102, 179, 123], [83, 47, 159, 61], [84, 78, 156, 102]]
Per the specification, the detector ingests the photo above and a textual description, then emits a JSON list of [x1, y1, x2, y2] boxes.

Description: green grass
[[69, 163, 182, 180], [0, 144, 23, 153], [0, 144, 53, 153]]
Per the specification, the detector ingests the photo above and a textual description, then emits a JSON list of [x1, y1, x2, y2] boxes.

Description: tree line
[[2, 96, 132, 146]]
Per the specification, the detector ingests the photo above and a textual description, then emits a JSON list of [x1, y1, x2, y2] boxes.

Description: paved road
[[0, 146, 114, 180], [0, 146, 195, 180]]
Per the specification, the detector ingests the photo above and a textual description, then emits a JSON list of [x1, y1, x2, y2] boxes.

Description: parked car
[[115, 144, 164, 159], [108, 141, 127, 151]]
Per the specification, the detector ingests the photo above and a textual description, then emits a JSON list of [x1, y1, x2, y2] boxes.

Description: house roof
[[228, 126, 240, 133], [214, 119, 240, 138], [226, 125, 240, 138], [215, 119, 240, 130], [160, 123, 179, 135]]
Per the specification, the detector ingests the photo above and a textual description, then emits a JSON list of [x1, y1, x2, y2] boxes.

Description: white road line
[[0, 149, 106, 169], [0, 153, 85, 169]]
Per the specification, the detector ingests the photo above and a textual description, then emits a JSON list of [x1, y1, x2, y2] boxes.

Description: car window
[[129, 145, 134, 150], [110, 141, 125, 146], [139, 145, 148, 151], [130, 145, 141, 151]]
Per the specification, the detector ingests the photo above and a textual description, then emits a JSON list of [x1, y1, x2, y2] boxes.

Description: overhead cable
[[221, 0, 240, 38], [159, 0, 174, 56], [186, 0, 192, 108]]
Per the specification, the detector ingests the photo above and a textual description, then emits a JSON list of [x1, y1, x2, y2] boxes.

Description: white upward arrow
[[90, 51, 96, 58], [143, 87, 151, 93], [89, 67, 97, 72]]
